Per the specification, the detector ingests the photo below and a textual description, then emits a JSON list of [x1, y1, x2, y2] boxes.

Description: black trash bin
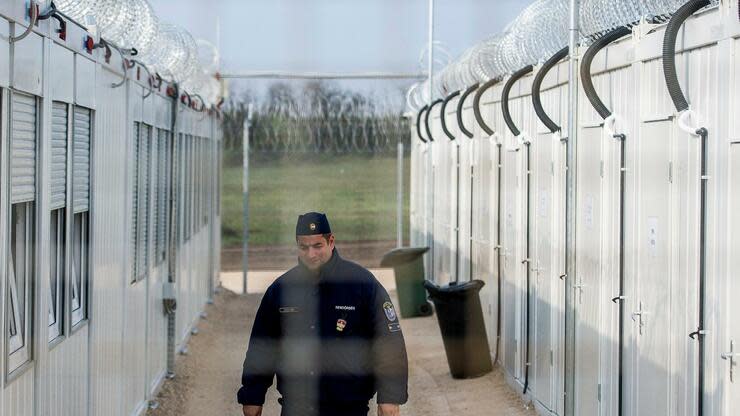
[[424, 280, 493, 379]]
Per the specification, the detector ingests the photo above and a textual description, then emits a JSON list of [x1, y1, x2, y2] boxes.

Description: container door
[[533, 132, 555, 410], [724, 142, 740, 413], [502, 146, 522, 380], [574, 126, 603, 416], [635, 120, 672, 416]]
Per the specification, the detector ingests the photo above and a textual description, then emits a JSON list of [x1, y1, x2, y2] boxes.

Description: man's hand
[[243, 405, 263, 416], [378, 403, 400, 416]]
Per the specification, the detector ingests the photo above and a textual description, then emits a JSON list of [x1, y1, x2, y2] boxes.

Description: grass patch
[[221, 153, 410, 247]]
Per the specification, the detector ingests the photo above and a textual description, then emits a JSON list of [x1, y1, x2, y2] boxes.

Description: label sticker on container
[[647, 216, 659, 257], [584, 195, 595, 230]]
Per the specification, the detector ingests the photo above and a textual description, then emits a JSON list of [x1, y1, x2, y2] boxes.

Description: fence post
[[242, 104, 253, 294], [397, 141, 404, 247]]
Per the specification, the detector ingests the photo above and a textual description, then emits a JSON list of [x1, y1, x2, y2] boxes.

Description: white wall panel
[[0, 19, 10, 88], [11, 31, 42, 96], [89, 67, 128, 416]]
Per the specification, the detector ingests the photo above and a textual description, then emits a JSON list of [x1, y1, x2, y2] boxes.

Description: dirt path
[[221, 240, 401, 271], [147, 288, 536, 416]]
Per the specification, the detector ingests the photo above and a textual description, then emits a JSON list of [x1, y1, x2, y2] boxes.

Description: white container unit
[[409, 2, 740, 416], [0, 2, 223, 415]]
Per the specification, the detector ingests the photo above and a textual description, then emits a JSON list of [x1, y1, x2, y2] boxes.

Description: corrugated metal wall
[[410, 3, 740, 415], [0, 3, 223, 415]]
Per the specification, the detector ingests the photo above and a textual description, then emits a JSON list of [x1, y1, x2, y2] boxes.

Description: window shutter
[[50, 102, 68, 210], [158, 130, 168, 260], [151, 130, 159, 262], [11, 93, 37, 204], [131, 123, 139, 281], [137, 125, 151, 278], [73, 107, 91, 213]]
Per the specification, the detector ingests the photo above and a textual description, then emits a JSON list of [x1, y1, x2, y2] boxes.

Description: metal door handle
[[722, 340, 738, 382]]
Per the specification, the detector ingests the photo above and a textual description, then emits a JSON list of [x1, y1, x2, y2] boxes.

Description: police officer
[[238, 212, 409, 416]]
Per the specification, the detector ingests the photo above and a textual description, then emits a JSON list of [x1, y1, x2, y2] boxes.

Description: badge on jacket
[[383, 302, 397, 322], [336, 319, 347, 332]]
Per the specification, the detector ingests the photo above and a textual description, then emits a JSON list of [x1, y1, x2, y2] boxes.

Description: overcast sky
[[150, 0, 530, 74]]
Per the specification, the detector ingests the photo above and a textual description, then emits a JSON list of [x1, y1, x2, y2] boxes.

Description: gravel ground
[[147, 288, 536, 416]]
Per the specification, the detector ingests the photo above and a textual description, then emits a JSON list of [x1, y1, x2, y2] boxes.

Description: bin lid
[[423, 279, 485, 298], [380, 247, 430, 267]]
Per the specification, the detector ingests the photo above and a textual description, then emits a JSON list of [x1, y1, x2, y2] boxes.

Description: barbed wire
[[223, 81, 412, 157]]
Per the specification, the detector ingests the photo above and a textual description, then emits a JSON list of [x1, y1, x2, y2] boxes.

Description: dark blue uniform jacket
[[237, 250, 409, 415]]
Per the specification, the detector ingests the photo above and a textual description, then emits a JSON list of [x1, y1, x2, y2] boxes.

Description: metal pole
[[242, 104, 252, 294], [426, 0, 435, 279], [565, 0, 580, 415], [397, 141, 404, 247], [427, 0, 435, 105]]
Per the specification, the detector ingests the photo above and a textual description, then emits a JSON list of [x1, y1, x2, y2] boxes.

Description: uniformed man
[[237, 212, 409, 416]]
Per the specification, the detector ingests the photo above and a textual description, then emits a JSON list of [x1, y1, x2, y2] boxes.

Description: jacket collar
[[297, 248, 340, 282]]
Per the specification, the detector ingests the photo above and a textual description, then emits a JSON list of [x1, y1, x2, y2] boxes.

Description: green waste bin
[[380, 247, 434, 318]]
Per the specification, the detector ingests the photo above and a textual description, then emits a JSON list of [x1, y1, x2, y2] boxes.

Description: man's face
[[297, 234, 335, 271]]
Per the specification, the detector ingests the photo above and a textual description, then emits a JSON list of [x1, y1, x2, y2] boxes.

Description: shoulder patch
[[382, 301, 397, 322]]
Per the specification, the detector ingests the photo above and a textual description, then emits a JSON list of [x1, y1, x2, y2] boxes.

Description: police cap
[[296, 212, 332, 236]]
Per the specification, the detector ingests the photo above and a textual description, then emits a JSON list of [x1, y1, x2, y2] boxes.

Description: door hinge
[[600, 161, 604, 178], [668, 161, 673, 183], [550, 350, 554, 366], [597, 383, 602, 402]]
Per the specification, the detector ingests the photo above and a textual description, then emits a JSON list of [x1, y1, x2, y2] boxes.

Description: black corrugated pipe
[[457, 84, 479, 139], [500, 64, 534, 396], [580, 26, 631, 119], [532, 47, 569, 133], [425, 99, 444, 142], [441, 90, 461, 141], [664, 0, 710, 113], [473, 78, 500, 136], [416, 105, 429, 143], [663, 1, 711, 414], [580, 25, 631, 416], [501, 65, 533, 138]]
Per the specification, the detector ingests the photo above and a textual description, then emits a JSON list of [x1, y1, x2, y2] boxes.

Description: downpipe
[[165, 83, 181, 377], [501, 64, 534, 395], [662, 1, 711, 414], [472, 76, 504, 365], [580, 25, 631, 416], [456, 84, 479, 280], [441, 90, 461, 281]]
